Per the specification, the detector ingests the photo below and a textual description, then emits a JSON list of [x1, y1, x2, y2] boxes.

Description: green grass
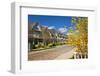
[[31, 46, 55, 51], [30, 43, 65, 52]]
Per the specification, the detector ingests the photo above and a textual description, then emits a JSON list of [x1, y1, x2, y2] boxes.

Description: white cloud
[[42, 25, 48, 27], [58, 28, 67, 33], [48, 26, 55, 29]]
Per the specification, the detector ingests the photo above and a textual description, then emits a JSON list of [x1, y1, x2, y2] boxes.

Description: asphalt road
[[28, 45, 75, 60]]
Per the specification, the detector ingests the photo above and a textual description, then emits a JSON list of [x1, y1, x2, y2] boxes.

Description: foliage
[[41, 27, 51, 46], [67, 17, 88, 53]]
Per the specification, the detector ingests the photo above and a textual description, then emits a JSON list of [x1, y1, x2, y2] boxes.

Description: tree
[[41, 27, 51, 46], [67, 17, 88, 54]]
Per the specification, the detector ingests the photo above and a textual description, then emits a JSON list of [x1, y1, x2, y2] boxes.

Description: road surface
[[28, 45, 75, 60]]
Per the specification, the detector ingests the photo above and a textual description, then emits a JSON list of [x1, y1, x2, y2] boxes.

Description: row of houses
[[28, 22, 67, 51]]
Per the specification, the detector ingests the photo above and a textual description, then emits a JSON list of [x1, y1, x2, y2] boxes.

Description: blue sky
[[28, 15, 73, 34]]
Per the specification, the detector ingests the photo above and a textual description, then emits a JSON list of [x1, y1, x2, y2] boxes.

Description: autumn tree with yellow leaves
[[67, 17, 88, 54]]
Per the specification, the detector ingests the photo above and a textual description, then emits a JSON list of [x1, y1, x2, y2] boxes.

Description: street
[[28, 45, 75, 60]]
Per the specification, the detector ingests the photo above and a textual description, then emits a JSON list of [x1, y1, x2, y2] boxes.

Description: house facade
[[28, 22, 67, 51]]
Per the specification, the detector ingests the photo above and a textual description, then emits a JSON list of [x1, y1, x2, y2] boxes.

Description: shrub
[[48, 43, 53, 47]]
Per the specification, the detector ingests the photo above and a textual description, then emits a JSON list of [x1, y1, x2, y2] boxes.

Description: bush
[[35, 44, 39, 48], [48, 43, 53, 47]]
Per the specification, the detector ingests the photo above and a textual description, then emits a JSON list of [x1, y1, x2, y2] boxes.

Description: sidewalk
[[55, 47, 76, 59]]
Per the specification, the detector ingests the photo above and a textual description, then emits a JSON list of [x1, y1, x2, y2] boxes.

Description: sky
[[28, 15, 73, 34]]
